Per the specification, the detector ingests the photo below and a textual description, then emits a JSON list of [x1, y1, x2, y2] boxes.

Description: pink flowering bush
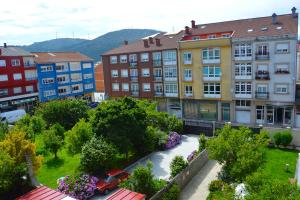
[[187, 150, 198, 162], [165, 132, 182, 149], [57, 174, 98, 199]]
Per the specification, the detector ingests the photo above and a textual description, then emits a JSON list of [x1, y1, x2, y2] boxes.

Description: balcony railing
[[255, 91, 269, 99], [153, 60, 162, 67], [129, 62, 137, 68], [130, 76, 138, 81], [255, 71, 270, 80], [275, 69, 290, 74], [255, 52, 270, 60], [153, 76, 163, 81], [154, 92, 163, 97], [131, 91, 139, 96]]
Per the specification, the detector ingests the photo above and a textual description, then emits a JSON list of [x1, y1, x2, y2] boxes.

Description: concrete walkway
[[179, 160, 222, 200]]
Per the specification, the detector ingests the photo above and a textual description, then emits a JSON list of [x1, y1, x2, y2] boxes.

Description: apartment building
[[0, 44, 38, 111], [181, 8, 298, 127], [33, 52, 95, 102], [102, 32, 184, 117]]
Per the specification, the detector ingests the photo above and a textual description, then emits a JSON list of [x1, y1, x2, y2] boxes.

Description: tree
[[170, 155, 188, 178], [144, 126, 168, 152], [15, 115, 46, 140], [80, 136, 117, 175], [0, 122, 9, 141], [36, 99, 89, 130], [43, 124, 64, 158], [206, 125, 269, 182], [65, 119, 94, 155], [161, 183, 180, 200], [198, 134, 207, 152]]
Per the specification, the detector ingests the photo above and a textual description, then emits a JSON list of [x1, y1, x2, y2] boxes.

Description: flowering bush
[[187, 150, 198, 162], [165, 132, 182, 149], [57, 174, 98, 199]]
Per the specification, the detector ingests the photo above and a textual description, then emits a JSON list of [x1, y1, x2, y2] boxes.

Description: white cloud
[[0, 0, 299, 45]]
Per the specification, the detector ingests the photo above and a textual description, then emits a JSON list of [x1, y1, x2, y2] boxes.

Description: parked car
[[0, 109, 26, 124], [96, 169, 129, 195]]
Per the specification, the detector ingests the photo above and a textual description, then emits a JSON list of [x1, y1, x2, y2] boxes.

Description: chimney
[[272, 13, 277, 24], [155, 38, 161, 46], [124, 40, 128, 45], [143, 39, 149, 48], [191, 20, 196, 28], [185, 26, 190, 34], [3, 43, 7, 48], [149, 37, 154, 44], [292, 7, 297, 17]]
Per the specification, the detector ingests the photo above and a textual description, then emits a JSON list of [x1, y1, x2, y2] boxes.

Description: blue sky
[[0, 0, 299, 45]]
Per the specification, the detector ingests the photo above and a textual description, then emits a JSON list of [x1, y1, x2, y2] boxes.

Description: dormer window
[[208, 35, 216, 39], [261, 27, 268, 31], [222, 34, 230, 38], [247, 29, 253, 32]]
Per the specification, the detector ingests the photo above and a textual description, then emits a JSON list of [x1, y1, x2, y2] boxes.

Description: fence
[[150, 150, 209, 200]]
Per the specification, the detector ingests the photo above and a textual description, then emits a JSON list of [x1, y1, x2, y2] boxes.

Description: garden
[[0, 97, 184, 200]]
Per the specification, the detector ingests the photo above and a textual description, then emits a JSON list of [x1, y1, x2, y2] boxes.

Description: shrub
[[273, 132, 282, 146], [57, 174, 98, 199], [170, 155, 188, 178], [209, 180, 225, 192], [161, 183, 180, 200], [144, 126, 168, 152], [198, 134, 207, 152], [165, 132, 182, 149], [273, 131, 293, 147]]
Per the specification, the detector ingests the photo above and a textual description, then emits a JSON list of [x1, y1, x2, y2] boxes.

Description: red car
[[96, 169, 130, 195]]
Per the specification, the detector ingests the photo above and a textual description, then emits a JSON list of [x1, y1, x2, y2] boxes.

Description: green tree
[[0, 122, 9, 141], [36, 99, 89, 130], [43, 124, 64, 158], [0, 151, 16, 193], [80, 136, 117, 175], [206, 125, 269, 182], [65, 119, 94, 155], [198, 134, 207, 152], [161, 183, 180, 200], [170, 155, 188, 178]]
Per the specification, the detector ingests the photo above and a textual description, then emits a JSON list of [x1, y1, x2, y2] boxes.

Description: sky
[[0, 0, 299, 45]]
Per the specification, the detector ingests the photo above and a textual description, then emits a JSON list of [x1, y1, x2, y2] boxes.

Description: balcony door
[[256, 105, 265, 124], [257, 45, 268, 55]]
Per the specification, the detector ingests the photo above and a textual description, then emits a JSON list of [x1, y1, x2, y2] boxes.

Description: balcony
[[255, 71, 270, 80], [202, 58, 220, 64], [255, 53, 270, 60], [129, 62, 137, 68], [183, 77, 192, 82], [165, 93, 178, 97], [154, 92, 163, 97], [204, 94, 221, 98], [275, 69, 290, 74], [130, 76, 138, 82], [235, 74, 252, 80], [255, 91, 269, 99], [235, 93, 252, 98], [183, 60, 192, 65], [234, 55, 252, 61], [184, 93, 193, 97], [131, 91, 139, 96], [163, 60, 177, 66], [153, 60, 162, 67], [153, 76, 162, 81], [203, 76, 220, 81]]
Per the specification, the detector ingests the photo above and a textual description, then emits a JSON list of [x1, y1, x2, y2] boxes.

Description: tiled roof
[[102, 31, 184, 56], [107, 188, 146, 200], [189, 14, 298, 39], [16, 186, 74, 200], [33, 52, 93, 64], [0, 46, 33, 56]]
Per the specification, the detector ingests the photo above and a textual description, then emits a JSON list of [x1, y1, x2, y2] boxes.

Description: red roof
[[107, 169, 125, 176], [107, 188, 145, 200], [16, 186, 72, 200]]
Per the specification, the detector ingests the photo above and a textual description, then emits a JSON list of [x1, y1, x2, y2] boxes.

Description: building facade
[[0, 44, 38, 111], [33, 52, 95, 102]]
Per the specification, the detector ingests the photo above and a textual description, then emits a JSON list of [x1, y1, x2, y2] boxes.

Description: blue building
[[33, 52, 95, 102]]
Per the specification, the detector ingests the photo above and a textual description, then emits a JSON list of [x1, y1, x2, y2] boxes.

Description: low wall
[[150, 150, 209, 200]]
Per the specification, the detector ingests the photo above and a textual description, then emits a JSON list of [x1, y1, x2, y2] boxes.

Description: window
[[72, 84, 83, 92], [110, 56, 117, 64], [275, 84, 288, 94], [23, 58, 34, 67], [120, 55, 127, 63], [275, 63, 289, 73], [141, 53, 149, 62], [112, 83, 119, 91], [152, 52, 161, 61], [83, 73, 93, 79], [256, 84, 268, 93], [165, 83, 177, 94], [41, 65, 53, 72], [257, 64, 268, 72], [202, 48, 220, 60], [154, 84, 163, 93], [203, 66, 221, 77], [0, 60, 6, 67], [143, 83, 151, 92], [183, 52, 192, 64], [131, 83, 139, 92], [130, 69, 138, 77], [276, 43, 289, 53], [184, 85, 193, 96], [0, 75, 8, 81], [26, 85, 34, 93], [119, 69, 127, 77], [234, 44, 252, 57], [82, 63, 92, 68], [42, 78, 54, 84], [129, 54, 137, 63], [71, 73, 82, 82], [235, 100, 251, 107], [84, 83, 93, 90], [25, 70, 37, 80], [154, 68, 162, 77], [235, 82, 252, 94], [0, 89, 8, 97], [257, 45, 268, 55], [208, 34, 216, 39], [69, 62, 81, 71], [56, 64, 66, 72], [111, 70, 118, 77], [163, 51, 176, 63], [192, 36, 200, 40], [57, 76, 69, 83], [122, 83, 129, 91], [222, 33, 230, 38], [204, 83, 220, 94], [235, 63, 252, 76], [44, 90, 56, 97], [184, 69, 192, 81], [58, 87, 68, 94], [13, 87, 22, 94], [11, 59, 20, 66], [13, 73, 22, 80], [164, 67, 177, 78], [142, 68, 150, 77]]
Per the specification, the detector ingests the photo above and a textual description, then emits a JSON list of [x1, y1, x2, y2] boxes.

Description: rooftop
[[0, 46, 33, 57], [33, 52, 93, 64], [107, 188, 145, 200], [16, 186, 75, 200]]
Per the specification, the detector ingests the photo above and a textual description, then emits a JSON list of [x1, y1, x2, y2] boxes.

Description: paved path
[[179, 160, 222, 200]]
